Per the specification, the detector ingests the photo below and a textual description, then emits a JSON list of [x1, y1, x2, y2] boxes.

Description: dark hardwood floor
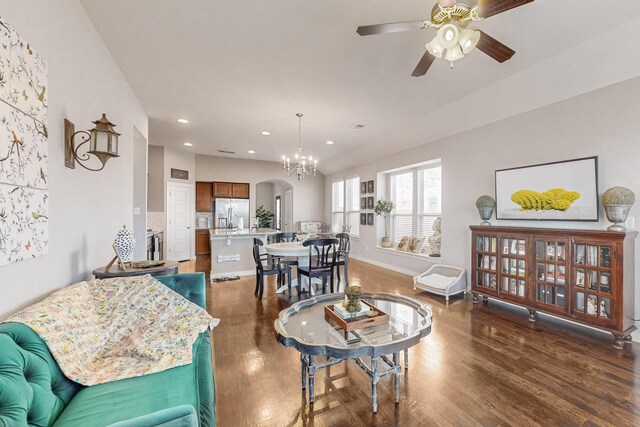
[[185, 256, 640, 426]]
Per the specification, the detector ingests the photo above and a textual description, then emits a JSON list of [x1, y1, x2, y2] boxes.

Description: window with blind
[[389, 162, 441, 251], [331, 177, 360, 236]]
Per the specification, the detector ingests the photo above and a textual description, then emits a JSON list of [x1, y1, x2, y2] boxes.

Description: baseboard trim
[[210, 270, 255, 280], [349, 254, 421, 277]]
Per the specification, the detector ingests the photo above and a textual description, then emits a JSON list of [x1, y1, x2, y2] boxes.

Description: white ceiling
[[80, 0, 640, 175]]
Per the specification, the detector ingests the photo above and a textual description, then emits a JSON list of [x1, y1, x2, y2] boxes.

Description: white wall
[[256, 182, 275, 217], [0, 0, 148, 318], [132, 127, 148, 260], [325, 76, 640, 329], [147, 145, 164, 212], [195, 155, 324, 228]]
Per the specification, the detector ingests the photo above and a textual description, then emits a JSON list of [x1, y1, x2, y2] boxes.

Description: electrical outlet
[[365, 245, 369, 251], [133, 207, 141, 215]]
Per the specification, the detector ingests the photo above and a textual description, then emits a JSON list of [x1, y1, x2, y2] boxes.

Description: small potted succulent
[[475, 195, 496, 226], [602, 186, 635, 231], [374, 199, 395, 248]]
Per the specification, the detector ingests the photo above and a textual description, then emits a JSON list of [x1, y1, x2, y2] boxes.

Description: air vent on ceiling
[[217, 149, 236, 155], [351, 124, 365, 130]]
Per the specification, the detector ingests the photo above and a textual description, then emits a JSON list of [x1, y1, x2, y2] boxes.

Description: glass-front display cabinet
[[470, 226, 636, 349]]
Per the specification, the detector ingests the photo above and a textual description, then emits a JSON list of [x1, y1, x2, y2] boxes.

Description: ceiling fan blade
[[476, 31, 515, 63], [357, 20, 426, 36], [477, 0, 534, 19], [411, 51, 436, 77]]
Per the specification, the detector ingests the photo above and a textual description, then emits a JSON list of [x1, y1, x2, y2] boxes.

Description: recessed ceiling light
[[177, 118, 189, 124], [261, 131, 271, 136], [326, 140, 335, 145], [183, 142, 193, 147], [248, 150, 256, 154]]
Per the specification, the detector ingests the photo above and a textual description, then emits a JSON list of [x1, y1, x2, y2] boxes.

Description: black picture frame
[[495, 156, 599, 222], [360, 213, 367, 225], [360, 197, 367, 210], [367, 196, 374, 209], [360, 182, 367, 194], [367, 213, 374, 226], [367, 180, 374, 194]]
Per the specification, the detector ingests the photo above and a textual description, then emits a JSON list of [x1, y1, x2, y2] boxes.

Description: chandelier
[[424, 1, 483, 66], [282, 113, 317, 181]]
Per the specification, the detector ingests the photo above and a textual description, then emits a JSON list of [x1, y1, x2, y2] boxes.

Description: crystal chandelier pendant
[[282, 113, 318, 181]]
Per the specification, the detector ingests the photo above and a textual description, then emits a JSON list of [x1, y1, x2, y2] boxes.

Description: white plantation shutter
[[332, 181, 344, 233], [388, 162, 441, 251], [419, 166, 442, 243], [345, 177, 360, 236], [332, 178, 360, 236], [392, 215, 413, 243], [390, 172, 413, 243]]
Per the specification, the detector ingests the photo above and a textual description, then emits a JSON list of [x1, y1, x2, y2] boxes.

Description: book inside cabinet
[[470, 225, 637, 348]]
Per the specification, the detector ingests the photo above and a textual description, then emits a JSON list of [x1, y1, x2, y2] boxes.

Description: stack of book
[[333, 303, 370, 319]]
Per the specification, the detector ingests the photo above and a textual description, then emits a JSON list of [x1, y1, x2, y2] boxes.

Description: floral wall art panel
[[0, 102, 48, 189], [0, 16, 48, 267], [0, 183, 48, 264]]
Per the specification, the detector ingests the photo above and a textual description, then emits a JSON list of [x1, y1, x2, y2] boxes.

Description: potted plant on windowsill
[[374, 199, 395, 248]]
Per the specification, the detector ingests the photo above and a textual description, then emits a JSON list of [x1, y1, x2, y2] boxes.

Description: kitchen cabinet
[[196, 230, 210, 255], [213, 182, 249, 199], [231, 183, 249, 199], [213, 182, 232, 198], [196, 182, 213, 212]]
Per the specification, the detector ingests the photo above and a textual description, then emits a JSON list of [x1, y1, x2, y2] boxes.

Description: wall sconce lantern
[[64, 113, 120, 171]]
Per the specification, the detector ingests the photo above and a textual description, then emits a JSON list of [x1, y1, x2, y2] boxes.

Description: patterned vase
[[113, 226, 135, 263]]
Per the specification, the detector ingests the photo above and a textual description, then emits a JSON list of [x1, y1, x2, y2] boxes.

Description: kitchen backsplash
[[147, 211, 165, 232]]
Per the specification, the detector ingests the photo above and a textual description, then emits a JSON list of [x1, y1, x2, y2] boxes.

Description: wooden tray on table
[[324, 300, 389, 332]]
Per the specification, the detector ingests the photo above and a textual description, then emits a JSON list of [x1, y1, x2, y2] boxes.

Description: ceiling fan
[[356, 0, 534, 76]]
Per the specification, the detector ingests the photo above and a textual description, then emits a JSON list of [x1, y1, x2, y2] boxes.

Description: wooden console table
[[470, 225, 636, 348], [92, 261, 179, 279]]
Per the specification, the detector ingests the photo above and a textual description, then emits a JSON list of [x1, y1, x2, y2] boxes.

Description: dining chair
[[297, 238, 339, 294], [268, 232, 299, 269], [334, 233, 351, 289], [252, 239, 294, 299], [267, 232, 297, 244]]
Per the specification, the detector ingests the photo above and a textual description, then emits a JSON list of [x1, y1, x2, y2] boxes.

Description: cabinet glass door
[[499, 236, 526, 301], [474, 235, 498, 293], [533, 239, 569, 313], [572, 243, 613, 324]]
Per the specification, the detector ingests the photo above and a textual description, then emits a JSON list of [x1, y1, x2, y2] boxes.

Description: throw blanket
[[7, 275, 219, 386]]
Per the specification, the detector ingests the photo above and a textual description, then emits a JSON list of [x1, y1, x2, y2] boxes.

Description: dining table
[[265, 241, 342, 296]]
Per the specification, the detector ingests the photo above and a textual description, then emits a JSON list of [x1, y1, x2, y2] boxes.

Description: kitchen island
[[209, 228, 277, 279]]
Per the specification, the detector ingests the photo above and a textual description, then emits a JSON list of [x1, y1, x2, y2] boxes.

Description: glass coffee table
[[274, 292, 432, 412]]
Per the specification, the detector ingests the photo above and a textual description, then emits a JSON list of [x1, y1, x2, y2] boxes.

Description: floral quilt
[[6, 274, 219, 386]]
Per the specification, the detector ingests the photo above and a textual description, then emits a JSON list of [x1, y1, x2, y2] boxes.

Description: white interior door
[[284, 189, 293, 232], [167, 182, 193, 261]]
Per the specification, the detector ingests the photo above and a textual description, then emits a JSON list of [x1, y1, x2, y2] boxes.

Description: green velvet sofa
[[0, 272, 216, 427]]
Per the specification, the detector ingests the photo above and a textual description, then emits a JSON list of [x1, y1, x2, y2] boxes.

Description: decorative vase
[[475, 195, 495, 226], [381, 236, 392, 248], [602, 186, 635, 232], [604, 205, 632, 232], [113, 225, 135, 263]]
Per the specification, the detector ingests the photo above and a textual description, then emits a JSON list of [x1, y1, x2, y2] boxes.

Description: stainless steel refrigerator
[[213, 198, 250, 229]]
